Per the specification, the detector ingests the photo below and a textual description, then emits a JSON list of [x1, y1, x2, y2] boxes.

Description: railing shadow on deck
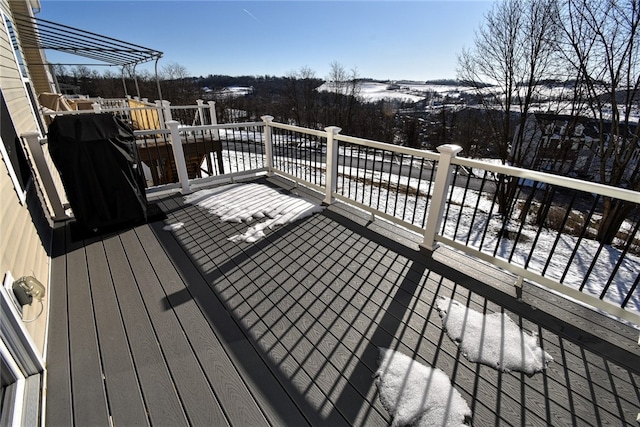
[[146, 178, 640, 425]]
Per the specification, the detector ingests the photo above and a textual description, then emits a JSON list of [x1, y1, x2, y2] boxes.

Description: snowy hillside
[[318, 80, 640, 121]]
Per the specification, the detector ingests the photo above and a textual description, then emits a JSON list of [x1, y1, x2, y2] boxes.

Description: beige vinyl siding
[[1, 1, 51, 356], [9, 0, 53, 96], [0, 0, 9, 17]]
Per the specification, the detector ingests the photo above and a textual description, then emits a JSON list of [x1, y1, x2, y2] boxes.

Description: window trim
[[0, 88, 33, 205], [0, 272, 45, 426], [1, 10, 42, 204]]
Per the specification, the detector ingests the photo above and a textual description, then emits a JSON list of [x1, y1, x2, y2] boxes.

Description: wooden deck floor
[[45, 176, 640, 426]]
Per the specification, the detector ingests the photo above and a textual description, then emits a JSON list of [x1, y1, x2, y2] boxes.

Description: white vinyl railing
[[24, 111, 640, 329], [41, 97, 218, 130]]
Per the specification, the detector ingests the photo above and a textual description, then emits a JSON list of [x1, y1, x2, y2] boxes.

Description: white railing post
[[22, 132, 69, 220], [167, 121, 191, 194], [261, 115, 274, 175], [208, 101, 219, 140], [421, 144, 463, 251], [92, 102, 101, 113], [196, 99, 205, 126], [162, 100, 172, 125], [155, 100, 166, 129], [323, 126, 342, 205]]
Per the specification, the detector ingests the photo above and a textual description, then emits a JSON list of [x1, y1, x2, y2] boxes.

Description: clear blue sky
[[37, 0, 494, 81]]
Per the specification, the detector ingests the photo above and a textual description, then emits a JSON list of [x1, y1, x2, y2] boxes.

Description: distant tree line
[[54, 61, 415, 145], [54, 60, 504, 156]]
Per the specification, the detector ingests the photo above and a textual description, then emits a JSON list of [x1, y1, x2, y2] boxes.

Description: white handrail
[[453, 156, 639, 204]]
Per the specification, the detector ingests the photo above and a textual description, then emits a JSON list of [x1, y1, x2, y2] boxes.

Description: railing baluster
[[557, 194, 600, 281], [411, 157, 425, 226], [465, 169, 489, 246], [451, 166, 471, 241], [441, 164, 457, 236], [600, 216, 640, 300], [621, 273, 640, 309]]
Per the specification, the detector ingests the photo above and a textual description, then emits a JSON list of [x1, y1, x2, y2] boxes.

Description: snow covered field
[[316, 80, 640, 120]]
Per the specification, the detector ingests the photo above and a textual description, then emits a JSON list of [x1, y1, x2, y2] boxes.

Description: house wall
[[1, 0, 52, 356], [9, 0, 54, 96]]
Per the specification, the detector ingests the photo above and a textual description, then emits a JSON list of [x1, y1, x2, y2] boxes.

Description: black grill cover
[[48, 113, 147, 231]]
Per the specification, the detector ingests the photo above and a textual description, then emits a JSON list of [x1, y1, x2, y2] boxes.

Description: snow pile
[[374, 348, 471, 427], [184, 183, 323, 243], [435, 298, 553, 375]]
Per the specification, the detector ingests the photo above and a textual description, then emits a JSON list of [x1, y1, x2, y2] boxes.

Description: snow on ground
[[317, 81, 426, 103], [375, 348, 471, 427], [190, 127, 638, 314], [435, 297, 554, 375], [184, 183, 323, 243], [203, 142, 638, 313], [439, 187, 640, 313]]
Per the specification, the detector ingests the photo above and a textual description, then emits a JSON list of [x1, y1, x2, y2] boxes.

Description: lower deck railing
[[24, 114, 640, 328]]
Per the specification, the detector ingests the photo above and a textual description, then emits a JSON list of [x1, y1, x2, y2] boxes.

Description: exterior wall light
[[12, 276, 46, 322]]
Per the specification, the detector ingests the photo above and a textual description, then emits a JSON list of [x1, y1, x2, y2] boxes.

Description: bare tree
[[457, 0, 560, 213], [160, 61, 189, 80], [324, 61, 360, 130], [159, 61, 195, 104], [285, 66, 320, 128], [558, 0, 640, 243]]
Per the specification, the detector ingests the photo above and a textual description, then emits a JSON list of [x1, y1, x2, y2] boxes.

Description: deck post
[[208, 101, 219, 140], [166, 121, 191, 194], [261, 116, 274, 176], [196, 99, 205, 126], [162, 100, 172, 126], [323, 126, 342, 205], [420, 144, 462, 251], [155, 100, 166, 129], [22, 132, 69, 221]]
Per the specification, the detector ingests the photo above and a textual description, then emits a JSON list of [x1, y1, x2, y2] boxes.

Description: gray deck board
[[65, 232, 110, 426], [102, 235, 190, 426], [117, 229, 228, 426], [84, 239, 149, 426], [46, 177, 640, 426], [45, 225, 73, 426], [132, 224, 272, 426]]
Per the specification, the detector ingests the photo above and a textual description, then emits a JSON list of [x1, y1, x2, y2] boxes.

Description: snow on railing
[[25, 112, 640, 328]]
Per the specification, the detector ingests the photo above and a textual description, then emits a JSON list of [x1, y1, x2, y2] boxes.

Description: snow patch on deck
[[374, 348, 471, 426], [184, 183, 323, 243], [436, 297, 553, 375]]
